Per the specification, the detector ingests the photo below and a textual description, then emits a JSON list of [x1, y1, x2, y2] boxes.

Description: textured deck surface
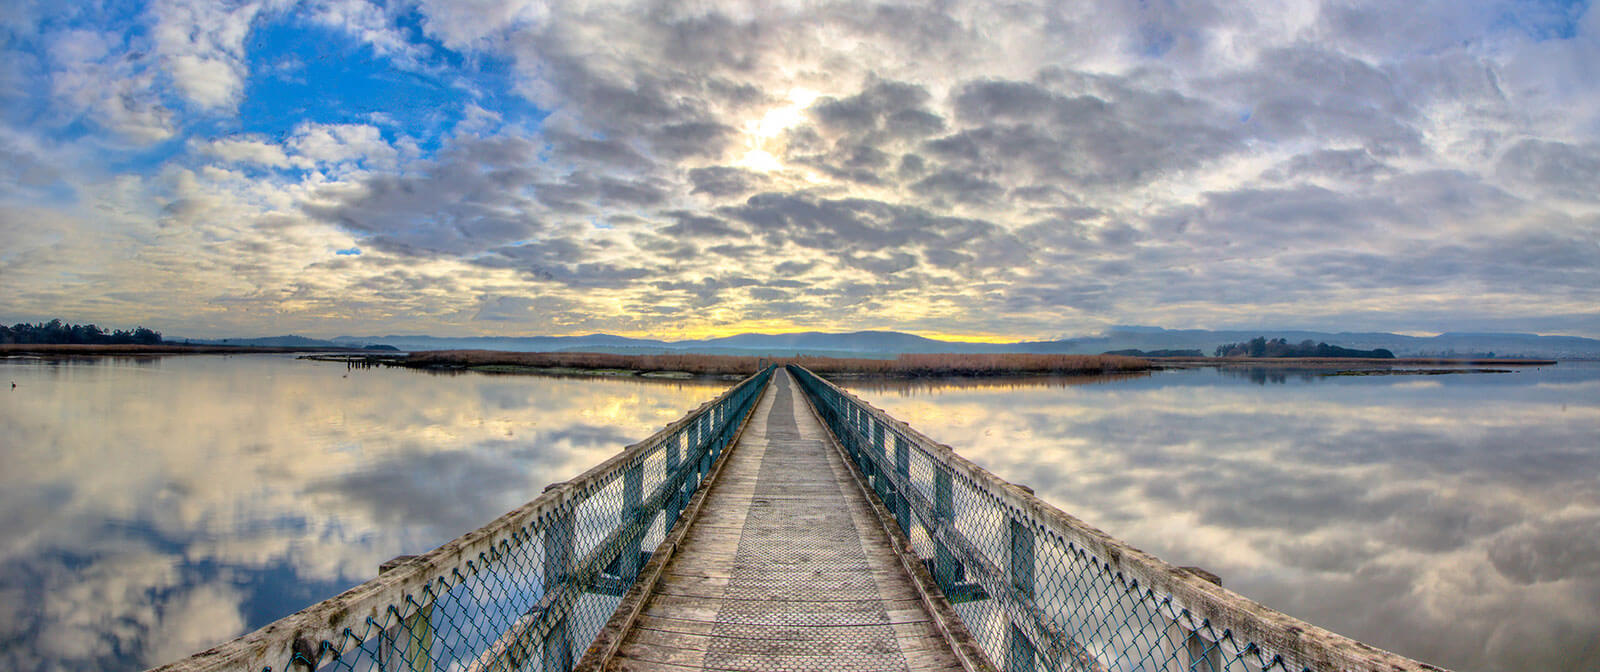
[[607, 371, 962, 672]]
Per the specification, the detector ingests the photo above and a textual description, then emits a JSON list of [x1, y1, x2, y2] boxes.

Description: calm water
[[844, 363, 1600, 672], [0, 354, 729, 672], [3, 358, 1596, 672]]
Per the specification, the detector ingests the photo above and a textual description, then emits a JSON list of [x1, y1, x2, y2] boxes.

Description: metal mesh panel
[[787, 365, 1352, 672], [153, 367, 774, 672]]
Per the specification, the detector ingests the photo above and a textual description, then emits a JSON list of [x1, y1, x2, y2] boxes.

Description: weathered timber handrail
[[788, 364, 1447, 672], [150, 366, 774, 672]]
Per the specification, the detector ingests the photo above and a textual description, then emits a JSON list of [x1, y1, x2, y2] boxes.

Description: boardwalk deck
[[603, 371, 965, 672]]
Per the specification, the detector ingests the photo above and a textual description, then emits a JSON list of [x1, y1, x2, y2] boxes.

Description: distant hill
[[686, 331, 974, 354], [177, 327, 1600, 359], [185, 335, 347, 348]]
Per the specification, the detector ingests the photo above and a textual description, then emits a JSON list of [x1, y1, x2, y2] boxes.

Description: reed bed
[[402, 350, 764, 375], [402, 350, 1152, 377], [794, 353, 1151, 376]]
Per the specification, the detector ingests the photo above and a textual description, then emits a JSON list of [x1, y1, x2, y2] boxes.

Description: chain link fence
[[151, 366, 773, 672], [788, 365, 1441, 672]]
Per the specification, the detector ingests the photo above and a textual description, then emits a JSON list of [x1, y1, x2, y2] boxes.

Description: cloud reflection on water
[[0, 355, 726, 672], [845, 364, 1600, 672]]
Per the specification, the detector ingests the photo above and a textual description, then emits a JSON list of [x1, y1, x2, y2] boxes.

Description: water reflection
[[840, 371, 1152, 395], [0, 355, 728, 672], [1213, 365, 1327, 384], [844, 363, 1600, 672]]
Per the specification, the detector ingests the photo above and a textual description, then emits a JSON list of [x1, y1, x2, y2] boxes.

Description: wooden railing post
[[665, 433, 683, 524], [893, 434, 911, 531], [403, 601, 434, 672], [542, 510, 573, 672], [1008, 623, 1037, 672], [1009, 518, 1035, 598], [621, 461, 644, 581], [872, 419, 887, 500], [379, 557, 434, 672], [933, 466, 956, 589], [1008, 518, 1038, 671]]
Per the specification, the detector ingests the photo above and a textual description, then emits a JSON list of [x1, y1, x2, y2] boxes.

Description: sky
[[0, 0, 1597, 341]]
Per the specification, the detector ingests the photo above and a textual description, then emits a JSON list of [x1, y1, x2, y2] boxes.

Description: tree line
[[1214, 337, 1394, 359], [1, 319, 162, 345]]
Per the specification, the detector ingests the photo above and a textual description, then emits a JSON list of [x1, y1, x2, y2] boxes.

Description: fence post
[[709, 405, 722, 459], [1008, 517, 1038, 671], [1008, 623, 1037, 672], [934, 466, 956, 589], [1185, 631, 1222, 672], [872, 419, 887, 499], [860, 414, 875, 485], [622, 460, 644, 581], [665, 433, 683, 523], [1009, 518, 1034, 598], [893, 434, 911, 531], [542, 510, 573, 672], [403, 598, 434, 672], [378, 557, 433, 672]]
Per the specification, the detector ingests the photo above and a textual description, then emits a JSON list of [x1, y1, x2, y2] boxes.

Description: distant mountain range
[[180, 327, 1600, 359]]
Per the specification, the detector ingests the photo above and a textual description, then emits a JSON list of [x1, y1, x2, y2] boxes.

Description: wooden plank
[[653, 577, 920, 602], [632, 614, 946, 641], [624, 625, 953, 654], [593, 371, 966, 671]]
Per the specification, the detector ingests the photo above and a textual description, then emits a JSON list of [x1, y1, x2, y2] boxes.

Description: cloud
[[3, 0, 1600, 342], [149, 0, 263, 110], [1496, 139, 1600, 202], [193, 136, 297, 168], [288, 122, 400, 169], [45, 28, 175, 143]]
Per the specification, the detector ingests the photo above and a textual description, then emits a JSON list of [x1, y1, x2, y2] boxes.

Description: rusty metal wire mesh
[[150, 367, 773, 672], [788, 364, 1432, 672]]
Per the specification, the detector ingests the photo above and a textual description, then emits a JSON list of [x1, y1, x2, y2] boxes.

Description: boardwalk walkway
[[605, 371, 965, 671]]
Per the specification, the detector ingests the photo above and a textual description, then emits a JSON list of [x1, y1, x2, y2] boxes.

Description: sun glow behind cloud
[[735, 87, 820, 173]]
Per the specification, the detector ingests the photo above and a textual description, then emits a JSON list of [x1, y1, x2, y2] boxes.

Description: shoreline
[[5, 346, 1563, 379], [302, 350, 1561, 381], [1156, 356, 1557, 367], [0, 343, 377, 356], [302, 350, 1156, 379]]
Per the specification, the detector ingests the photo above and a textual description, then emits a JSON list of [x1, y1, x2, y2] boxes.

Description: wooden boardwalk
[[603, 371, 966, 672]]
